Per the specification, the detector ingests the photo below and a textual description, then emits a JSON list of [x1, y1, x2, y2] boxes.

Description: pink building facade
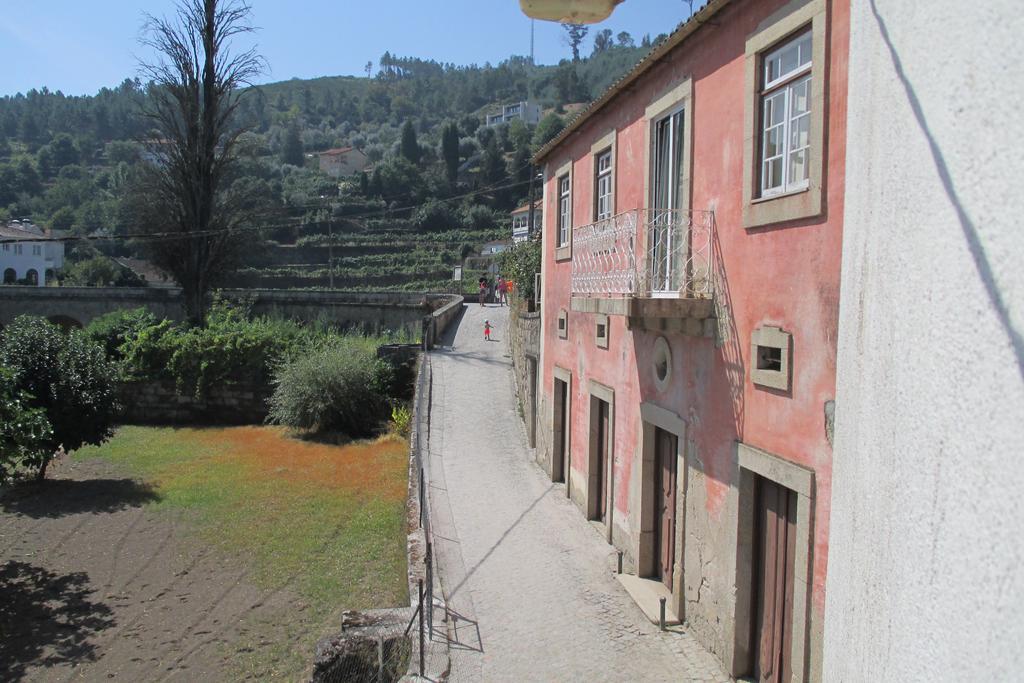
[[533, 0, 848, 680]]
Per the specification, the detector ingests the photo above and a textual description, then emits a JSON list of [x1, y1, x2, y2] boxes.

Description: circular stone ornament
[[653, 336, 672, 391]]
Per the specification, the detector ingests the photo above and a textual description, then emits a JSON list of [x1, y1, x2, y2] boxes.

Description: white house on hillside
[[510, 201, 541, 243], [318, 147, 370, 178], [0, 221, 65, 286], [486, 101, 541, 126]]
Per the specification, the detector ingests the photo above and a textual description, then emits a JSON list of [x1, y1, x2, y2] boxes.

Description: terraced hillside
[[225, 219, 508, 292]]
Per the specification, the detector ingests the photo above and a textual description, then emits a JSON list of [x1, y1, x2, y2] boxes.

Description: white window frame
[[595, 150, 613, 221], [759, 30, 813, 198], [558, 175, 571, 247], [32, 245, 41, 256], [650, 104, 686, 295], [14, 244, 22, 255]]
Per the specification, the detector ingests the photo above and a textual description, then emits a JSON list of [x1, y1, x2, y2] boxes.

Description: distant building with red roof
[[317, 147, 369, 178]]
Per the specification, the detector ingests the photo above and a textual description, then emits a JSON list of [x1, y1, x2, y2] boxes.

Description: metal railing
[[570, 208, 714, 298], [404, 354, 435, 676]]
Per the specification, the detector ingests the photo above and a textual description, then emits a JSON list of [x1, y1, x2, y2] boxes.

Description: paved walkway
[[426, 303, 730, 682]]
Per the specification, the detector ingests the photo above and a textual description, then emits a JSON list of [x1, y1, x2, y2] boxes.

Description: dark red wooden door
[[597, 399, 609, 522], [753, 477, 797, 683], [654, 428, 677, 590], [554, 379, 568, 483]]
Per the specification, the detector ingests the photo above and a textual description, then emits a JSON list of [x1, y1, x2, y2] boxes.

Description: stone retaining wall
[[508, 300, 541, 447], [118, 380, 272, 425]]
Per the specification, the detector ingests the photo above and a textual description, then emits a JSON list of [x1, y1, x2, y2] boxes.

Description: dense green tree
[[532, 113, 565, 152], [441, 121, 460, 184], [0, 368, 53, 483], [0, 317, 119, 481], [399, 119, 421, 164], [617, 31, 635, 48], [281, 120, 304, 166]]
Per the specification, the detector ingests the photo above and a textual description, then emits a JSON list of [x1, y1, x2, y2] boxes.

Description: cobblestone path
[[427, 303, 730, 682]]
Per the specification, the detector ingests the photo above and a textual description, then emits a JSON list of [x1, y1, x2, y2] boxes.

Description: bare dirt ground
[[0, 456, 313, 682]]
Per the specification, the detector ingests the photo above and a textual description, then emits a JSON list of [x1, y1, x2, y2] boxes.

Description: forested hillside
[[0, 28, 664, 290]]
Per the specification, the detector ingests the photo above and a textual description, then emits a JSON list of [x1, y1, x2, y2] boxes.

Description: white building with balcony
[[0, 221, 65, 286], [511, 201, 542, 243], [486, 101, 541, 127]]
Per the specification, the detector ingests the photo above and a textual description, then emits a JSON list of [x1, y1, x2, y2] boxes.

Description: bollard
[[617, 551, 623, 575], [659, 597, 667, 631], [418, 579, 425, 675]]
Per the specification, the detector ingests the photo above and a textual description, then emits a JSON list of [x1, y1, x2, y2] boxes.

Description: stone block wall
[[118, 380, 272, 425], [508, 300, 541, 447]]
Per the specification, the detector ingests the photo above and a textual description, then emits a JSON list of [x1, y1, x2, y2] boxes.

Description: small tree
[[561, 22, 589, 62], [400, 119, 422, 165], [441, 121, 460, 185], [592, 28, 614, 54], [0, 317, 119, 480], [281, 120, 304, 166]]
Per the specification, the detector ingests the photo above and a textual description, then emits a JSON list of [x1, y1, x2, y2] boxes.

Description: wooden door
[[752, 477, 797, 683], [553, 379, 568, 483], [653, 428, 677, 590], [596, 399, 609, 522]]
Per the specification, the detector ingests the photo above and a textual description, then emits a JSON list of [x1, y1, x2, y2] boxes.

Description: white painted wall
[[0, 240, 62, 286], [825, 1, 1024, 680]]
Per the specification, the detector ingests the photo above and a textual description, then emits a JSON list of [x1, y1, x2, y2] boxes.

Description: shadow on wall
[[711, 215, 746, 444], [0, 561, 115, 681], [0, 478, 161, 519]]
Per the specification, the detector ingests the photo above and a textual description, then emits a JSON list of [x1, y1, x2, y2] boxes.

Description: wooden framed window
[[594, 150, 613, 221], [558, 175, 571, 247], [759, 30, 812, 198]]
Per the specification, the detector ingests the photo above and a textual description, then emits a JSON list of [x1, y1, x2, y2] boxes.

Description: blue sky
[[0, 1, 693, 97]]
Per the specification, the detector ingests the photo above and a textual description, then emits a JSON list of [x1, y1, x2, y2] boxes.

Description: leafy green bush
[[413, 199, 458, 232], [268, 337, 393, 437], [120, 298, 320, 397], [0, 368, 53, 483], [461, 204, 499, 231], [85, 307, 158, 360], [389, 404, 412, 437], [500, 237, 542, 302], [0, 316, 119, 479]]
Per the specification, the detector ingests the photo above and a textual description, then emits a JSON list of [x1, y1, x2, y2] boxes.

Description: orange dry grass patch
[[192, 426, 407, 502]]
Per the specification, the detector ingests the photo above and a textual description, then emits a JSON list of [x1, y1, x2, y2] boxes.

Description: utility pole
[[527, 164, 536, 238], [530, 19, 535, 65]]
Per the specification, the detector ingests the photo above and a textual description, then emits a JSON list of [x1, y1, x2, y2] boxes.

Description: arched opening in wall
[[44, 268, 55, 285], [48, 315, 83, 332], [25, 269, 38, 286], [3, 268, 15, 284]]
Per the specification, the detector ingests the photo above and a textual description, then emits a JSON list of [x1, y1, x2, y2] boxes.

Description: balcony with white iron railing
[[570, 208, 715, 331]]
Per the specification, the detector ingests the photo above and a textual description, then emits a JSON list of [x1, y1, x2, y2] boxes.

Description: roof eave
[[532, 0, 734, 165]]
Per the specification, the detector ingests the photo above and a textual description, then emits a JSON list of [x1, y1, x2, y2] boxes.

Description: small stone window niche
[[652, 336, 673, 392], [557, 309, 569, 339], [595, 314, 609, 349], [751, 326, 792, 391]]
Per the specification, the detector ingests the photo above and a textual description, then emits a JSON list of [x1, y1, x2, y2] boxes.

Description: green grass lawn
[[75, 425, 410, 676]]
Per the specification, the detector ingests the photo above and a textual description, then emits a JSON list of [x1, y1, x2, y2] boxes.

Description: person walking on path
[[483, 319, 492, 341], [478, 277, 487, 306], [496, 277, 508, 306]]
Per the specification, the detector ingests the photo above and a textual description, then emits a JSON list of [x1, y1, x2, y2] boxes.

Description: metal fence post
[[418, 579, 425, 675], [659, 597, 667, 631]]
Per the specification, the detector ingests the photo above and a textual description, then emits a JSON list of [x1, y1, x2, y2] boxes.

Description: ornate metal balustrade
[[571, 208, 714, 299]]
